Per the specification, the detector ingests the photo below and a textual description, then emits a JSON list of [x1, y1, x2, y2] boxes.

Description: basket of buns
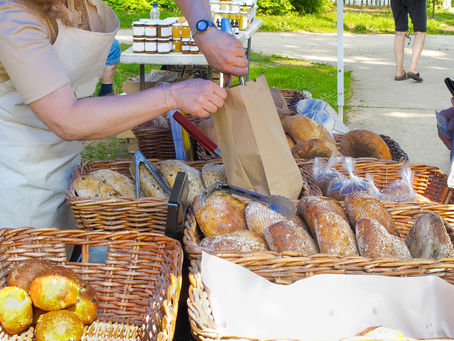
[[66, 158, 224, 232], [0, 228, 182, 341], [185, 194, 454, 340]]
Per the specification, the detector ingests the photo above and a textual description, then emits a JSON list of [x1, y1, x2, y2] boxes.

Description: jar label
[[160, 27, 172, 37]]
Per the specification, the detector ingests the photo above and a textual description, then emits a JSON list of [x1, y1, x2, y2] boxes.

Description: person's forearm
[[174, 0, 211, 32]]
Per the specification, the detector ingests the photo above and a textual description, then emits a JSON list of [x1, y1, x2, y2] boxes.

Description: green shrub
[[291, 0, 327, 14], [257, 0, 294, 15], [105, 0, 178, 12]]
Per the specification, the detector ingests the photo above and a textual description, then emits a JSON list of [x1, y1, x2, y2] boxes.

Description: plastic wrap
[[312, 155, 346, 195], [379, 166, 417, 202], [326, 157, 369, 200]]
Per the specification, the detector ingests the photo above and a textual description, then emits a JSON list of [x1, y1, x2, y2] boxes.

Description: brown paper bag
[[212, 75, 303, 199]]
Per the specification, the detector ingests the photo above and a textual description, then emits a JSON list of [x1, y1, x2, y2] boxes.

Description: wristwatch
[[194, 19, 217, 36]]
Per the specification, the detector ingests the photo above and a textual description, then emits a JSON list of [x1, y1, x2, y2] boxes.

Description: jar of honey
[[157, 38, 171, 54], [157, 20, 172, 39], [133, 38, 145, 53], [172, 23, 182, 39], [145, 38, 157, 54], [173, 38, 182, 52], [145, 20, 158, 38], [132, 21, 145, 38], [181, 22, 191, 39], [190, 40, 199, 54], [181, 38, 191, 54]]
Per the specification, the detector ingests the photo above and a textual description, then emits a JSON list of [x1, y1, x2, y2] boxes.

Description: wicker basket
[[66, 159, 213, 233], [0, 228, 182, 341], [186, 202, 454, 341]]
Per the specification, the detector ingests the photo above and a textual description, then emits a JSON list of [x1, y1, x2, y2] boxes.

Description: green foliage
[[290, 0, 327, 14], [257, 0, 294, 15], [105, 0, 178, 12]]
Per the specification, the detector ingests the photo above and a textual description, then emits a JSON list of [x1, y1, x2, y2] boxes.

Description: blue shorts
[[106, 39, 121, 66]]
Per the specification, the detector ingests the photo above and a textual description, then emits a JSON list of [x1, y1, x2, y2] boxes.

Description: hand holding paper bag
[[212, 75, 303, 200]]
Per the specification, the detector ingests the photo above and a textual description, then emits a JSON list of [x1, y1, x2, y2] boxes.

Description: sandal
[[406, 71, 423, 82], [394, 72, 409, 81]]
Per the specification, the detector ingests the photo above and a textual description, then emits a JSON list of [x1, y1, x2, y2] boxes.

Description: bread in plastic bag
[[326, 157, 370, 200], [312, 156, 346, 195]]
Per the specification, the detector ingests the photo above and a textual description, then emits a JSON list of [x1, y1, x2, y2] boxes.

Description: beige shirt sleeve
[[0, 1, 70, 104]]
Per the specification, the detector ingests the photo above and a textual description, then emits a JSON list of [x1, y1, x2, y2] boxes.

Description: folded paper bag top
[[212, 75, 303, 200]]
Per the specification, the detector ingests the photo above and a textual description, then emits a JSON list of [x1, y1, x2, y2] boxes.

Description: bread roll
[[286, 134, 296, 149], [270, 88, 287, 110], [283, 115, 334, 144], [245, 201, 304, 238], [344, 191, 397, 236], [197, 118, 218, 145], [201, 163, 227, 188], [264, 220, 318, 255], [73, 175, 119, 198], [278, 107, 291, 124], [0, 286, 33, 334], [89, 169, 135, 198], [314, 212, 359, 256], [7, 259, 52, 292], [129, 162, 169, 200], [193, 193, 247, 237], [356, 218, 411, 259], [406, 212, 454, 259], [298, 196, 349, 236], [291, 139, 337, 159], [160, 160, 204, 202], [340, 130, 392, 160], [200, 230, 268, 253]]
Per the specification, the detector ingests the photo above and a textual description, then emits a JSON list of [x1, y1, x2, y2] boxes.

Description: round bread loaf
[[200, 230, 268, 253], [344, 191, 397, 236], [264, 220, 318, 255], [286, 134, 296, 149], [201, 163, 227, 188], [298, 196, 349, 236], [339, 130, 392, 160], [7, 259, 52, 292], [314, 211, 359, 256], [160, 160, 204, 202], [73, 175, 120, 198], [291, 139, 337, 159], [89, 169, 135, 198], [356, 218, 411, 259], [406, 212, 454, 259], [193, 193, 247, 237], [283, 115, 334, 144]]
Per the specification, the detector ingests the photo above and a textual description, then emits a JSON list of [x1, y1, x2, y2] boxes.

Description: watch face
[[197, 20, 208, 32]]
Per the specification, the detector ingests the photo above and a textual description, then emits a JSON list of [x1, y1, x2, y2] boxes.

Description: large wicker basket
[[0, 228, 183, 341], [66, 159, 212, 232], [186, 202, 454, 341]]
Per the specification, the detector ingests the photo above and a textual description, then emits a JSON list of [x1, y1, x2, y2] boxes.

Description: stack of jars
[[210, 0, 253, 32], [132, 19, 200, 54]]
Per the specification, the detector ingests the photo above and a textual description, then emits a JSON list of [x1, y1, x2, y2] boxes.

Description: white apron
[[0, 0, 119, 228]]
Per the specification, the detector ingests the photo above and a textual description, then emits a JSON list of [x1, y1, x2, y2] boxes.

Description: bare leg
[[394, 31, 407, 78], [408, 31, 425, 74], [101, 63, 118, 84]]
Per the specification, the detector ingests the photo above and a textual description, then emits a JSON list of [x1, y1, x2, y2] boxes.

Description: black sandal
[[394, 72, 409, 81], [406, 71, 423, 82]]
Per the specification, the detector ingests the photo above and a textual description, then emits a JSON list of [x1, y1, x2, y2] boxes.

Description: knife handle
[[172, 111, 218, 153]]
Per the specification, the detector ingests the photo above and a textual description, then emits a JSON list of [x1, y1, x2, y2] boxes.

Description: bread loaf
[[298, 196, 349, 236], [197, 118, 218, 144], [160, 160, 204, 202], [406, 212, 454, 259], [193, 193, 247, 237], [314, 212, 359, 256], [270, 88, 287, 110], [340, 130, 392, 160], [129, 162, 169, 199], [286, 134, 296, 149], [291, 139, 337, 159], [201, 163, 227, 188], [89, 169, 135, 198], [264, 220, 318, 255], [344, 191, 397, 236], [356, 218, 411, 259], [7, 259, 52, 292], [73, 175, 119, 198], [200, 230, 268, 253], [283, 115, 335, 144], [245, 201, 304, 238]]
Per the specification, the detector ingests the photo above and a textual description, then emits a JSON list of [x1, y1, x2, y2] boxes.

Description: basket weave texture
[[186, 202, 454, 341], [0, 228, 182, 341], [66, 159, 213, 233]]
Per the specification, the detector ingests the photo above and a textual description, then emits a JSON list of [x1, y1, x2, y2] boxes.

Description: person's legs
[[408, 31, 425, 74], [98, 39, 121, 96], [407, 0, 427, 77], [394, 31, 407, 78], [391, 0, 409, 79]]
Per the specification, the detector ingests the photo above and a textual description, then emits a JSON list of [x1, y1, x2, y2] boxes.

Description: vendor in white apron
[[0, 0, 247, 229]]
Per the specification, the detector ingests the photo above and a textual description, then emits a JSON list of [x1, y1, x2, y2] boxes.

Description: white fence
[[331, 0, 451, 8]]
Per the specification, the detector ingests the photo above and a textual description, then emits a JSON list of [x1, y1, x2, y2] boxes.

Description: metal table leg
[[246, 37, 252, 81], [140, 64, 145, 90]]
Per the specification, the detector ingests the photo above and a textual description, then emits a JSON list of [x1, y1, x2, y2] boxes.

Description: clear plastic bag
[[312, 156, 345, 195], [326, 157, 370, 200], [379, 166, 416, 202]]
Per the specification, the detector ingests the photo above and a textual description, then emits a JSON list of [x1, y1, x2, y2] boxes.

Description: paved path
[[117, 30, 454, 172]]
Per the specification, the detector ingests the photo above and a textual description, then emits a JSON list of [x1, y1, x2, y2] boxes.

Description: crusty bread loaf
[[340, 130, 392, 160], [344, 191, 397, 236], [160, 160, 204, 202], [278, 107, 291, 124], [356, 218, 411, 259], [264, 220, 318, 255], [89, 169, 135, 198], [314, 211, 359, 256], [245, 201, 303, 238], [286, 134, 296, 149], [283, 115, 335, 144], [291, 138, 338, 159], [129, 162, 169, 199], [200, 230, 268, 253], [193, 193, 247, 237], [197, 118, 218, 145], [406, 212, 454, 259], [270, 88, 287, 110], [201, 163, 227, 188], [73, 175, 120, 198], [298, 196, 349, 236]]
